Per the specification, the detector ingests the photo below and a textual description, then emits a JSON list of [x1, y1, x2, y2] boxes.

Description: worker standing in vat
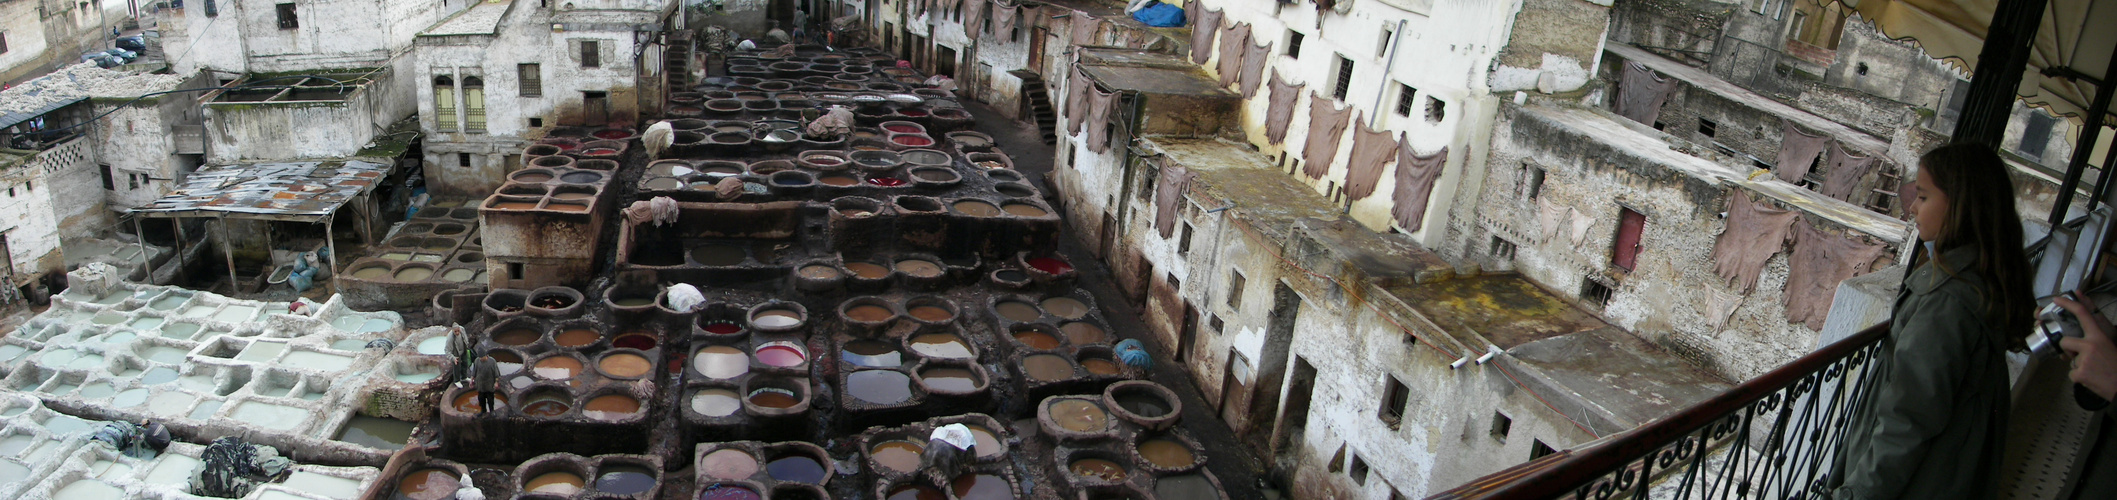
[[472, 354, 500, 414], [1827, 144, 2032, 499]]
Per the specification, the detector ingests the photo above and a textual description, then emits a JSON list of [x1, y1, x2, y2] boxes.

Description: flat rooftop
[[1078, 48, 1233, 97], [1386, 274, 1606, 349], [1142, 136, 1338, 240], [421, 0, 515, 37], [1607, 42, 1889, 156], [1506, 326, 1733, 433]]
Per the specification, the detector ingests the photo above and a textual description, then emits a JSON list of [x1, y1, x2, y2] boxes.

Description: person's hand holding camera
[[2054, 292, 2117, 401]]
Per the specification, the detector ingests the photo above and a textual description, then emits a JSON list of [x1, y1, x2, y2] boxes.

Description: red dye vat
[[756, 345, 805, 367], [582, 148, 619, 156], [593, 129, 632, 139], [550, 142, 580, 151], [613, 333, 658, 351], [899, 109, 929, 117], [702, 322, 742, 335], [891, 135, 934, 147], [867, 177, 906, 187], [698, 485, 762, 500], [884, 125, 921, 133], [1028, 257, 1074, 275]]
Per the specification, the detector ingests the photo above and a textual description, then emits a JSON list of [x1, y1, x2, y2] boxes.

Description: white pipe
[[1367, 19, 1408, 128]]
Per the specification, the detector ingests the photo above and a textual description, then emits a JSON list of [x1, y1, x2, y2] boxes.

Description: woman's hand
[[2054, 292, 2117, 401]]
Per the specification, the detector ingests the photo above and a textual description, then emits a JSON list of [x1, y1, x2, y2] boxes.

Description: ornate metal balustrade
[[1432, 323, 1890, 500]]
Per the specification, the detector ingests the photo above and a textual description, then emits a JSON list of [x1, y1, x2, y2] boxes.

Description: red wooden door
[[1613, 208, 1645, 271]]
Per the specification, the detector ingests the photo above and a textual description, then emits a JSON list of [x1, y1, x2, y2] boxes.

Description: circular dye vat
[[891, 135, 934, 147], [994, 301, 1041, 322], [1116, 393, 1171, 418], [580, 148, 619, 156], [951, 474, 1012, 500], [866, 176, 906, 187], [842, 340, 902, 367], [1082, 358, 1123, 376], [351, 266, 390, 279], [451, 391, 509, 413], [395, 468, 460, 500], [690, 389, 741, 417], [513, 172, 554, 183], [846, 262, 891, 279], [952, 200, 1000, 217], [895, 259, 942, 278], [521, 393, 571, 417], [1026, 257, 1073, 275], [870, 440, 925, 473], [908, 333, 973, 359], [1048, 399, 1107, 432], [440, 269, 477, 282], [1069, 458, 1127, 482], [920, 367, 979, 393], [593, 129, 633, 140], [583, 394, 641, 420], [493, 329, 539, 346], [1138, 438, 1197, 468], [1002, 203, 1048, 217], [748, 387, 801, 409], [646, 177, 683, 190], [847, 370, 913, 405], [755, 343, 807, 368], [701, 321, 742, 335], [598, 353, 651, 378], [554, 328, 598, 348], [692, 245, 746, 266], [797, 265, 841, 279], [1060, 322, 1106, 344], [611, 333, 657, 350], [700, 448, 759, 480], [1041, 297, 1090, 320], [694, 346, 749, 379], [1020, 353, 1075, 381], [532, 357, 583, 380], [884, 124, 922, 133], [968, 425, 1004, 458], [1013, 330, 1062, 350], [698, 484, 762, 500], [819, 175, 859, 186], [526, 471, 585, 495], [751, 309, 803, 329], [767, 454, 827, 483], [907, 305, 953, 322], [845, 304, 893, 322]]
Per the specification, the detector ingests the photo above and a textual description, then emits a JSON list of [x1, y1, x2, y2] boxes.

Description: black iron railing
[[1431, 323, 1890, 500]]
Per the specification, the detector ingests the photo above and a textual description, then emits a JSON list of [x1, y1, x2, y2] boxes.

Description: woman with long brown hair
[[1830, 143, 2032, 499]]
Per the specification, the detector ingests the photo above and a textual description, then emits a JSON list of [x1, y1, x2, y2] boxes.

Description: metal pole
[[325, 217, 340, 295], [1951, 0, 2048, 147], [2046, 45, 2117, 227]]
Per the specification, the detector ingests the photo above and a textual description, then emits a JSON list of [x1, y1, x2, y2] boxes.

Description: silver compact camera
[[2029, 292, 2086, 358]]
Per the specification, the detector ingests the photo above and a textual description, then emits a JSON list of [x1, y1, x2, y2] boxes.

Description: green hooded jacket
[[1831, 245, 2011, 499]]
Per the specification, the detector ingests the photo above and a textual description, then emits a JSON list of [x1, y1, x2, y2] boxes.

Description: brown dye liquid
[[870, 440, 925, 472], [749, 388, 801, 408], [1022, 354, 1073, 381], [491, 201, 540, 210], [583, 395, 641, 420], [546, 203, 589, 213], [451, 391, 509, 412], [522, 396, 571, 417], [952, 200, 1001, 217], [797, 265, 841, 279], [598, 353, 651, 378], [552, 192, 593, 201], [525, 472, 585, 495], [1138, 438, 1196, 468], [555, 329, 598, 347], [1081, 359, 1122, 375], [846, 304, 893, 322], [896, 259, 942, 278], [700, 448, 759, 480], [1002, 203, 1048, 217], [1013, 331, 1062, 350], [968, 426, 1003, 457], [1041, 297, 1089, 320], [1069, 459, 1127, 482], [847, 262, 890, 279], [514, 173, 553, 182], [493, 329, 540, 346], [692, 245, 746, 266], [920, 368, 979, 392], [532, 357, 583, 379], [396, 468, 460, 500], [1060, 322, 1106, 344], [820, 175, 859, 186], [994, 301, 1041, 322], [907, 305, 953, 322], [908, 334, 973, 359], [952, 474, 1013, 499], [1048, 400, 1108, 432]]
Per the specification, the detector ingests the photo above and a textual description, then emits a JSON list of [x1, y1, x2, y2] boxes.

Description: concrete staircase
[[1011, 70, 1057, 144]]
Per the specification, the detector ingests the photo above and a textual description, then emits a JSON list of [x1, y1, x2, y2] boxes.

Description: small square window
[[1287, 31, 1304, 58], [1489, 236, 1517, 260], [1697, 118, 1718, 138], [1520, 163, 1545, 200], [457, 153, 472, 168], [580, 40, 601, 68], [1348, 454, 1369, 485], [1426, 96, 1446, 124], [1178, 222, 1193, 253], [1490, 412, 1513, 441], [528, 117, 544, 128], [1208, 314, 1224, 332], [1332, 56, 1355, 101], [507, 262, 525, 280], [275, 3, 298, 29], [1582, 278, 1613, 308], [1167, 273, 1181, 293], [1531, 439, 1557, 460], [1226, 272, 1246, 311], [1380, 376, 1410, 426], [1395, 84, 1417, 117]]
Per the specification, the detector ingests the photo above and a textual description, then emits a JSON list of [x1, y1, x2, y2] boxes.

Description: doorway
[[1027, 27, 1048, 73], [581, 91, 609, 126], [1613, 207, 1645, 271], [1273, 357, 1317, 456], [1177, 302, 1198, 361]]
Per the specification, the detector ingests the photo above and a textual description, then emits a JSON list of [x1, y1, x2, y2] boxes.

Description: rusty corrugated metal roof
[[131, 159, 391, 220]]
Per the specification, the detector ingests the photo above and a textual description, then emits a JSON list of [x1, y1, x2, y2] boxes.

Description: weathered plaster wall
[[1490, 0, 1608, 93], [0, 154, 67, 279], [90, 100, 183, 209], [158, 0, 252, 76], [0, 0, 56, 83], [230, 0, 450, 72], [202, 88, 382, 162]]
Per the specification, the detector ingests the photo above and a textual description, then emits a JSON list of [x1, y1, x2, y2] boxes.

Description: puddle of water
[[847, 370, 912, 405], [230, 401, 307, 431], [283, 351, 355, 372], [177, 374, 215, 392], [66, 353, 106, 371], [0, 435, 39, 456], [358, 319, 392, 333], [330, 316, 364, 331], [177, 305, 214, 318], [148, 294, 189, 311], [0, 345, 25, 363], [102, 331, 137, 344], [235, 341, 288, 362], [140, 366, 178, 385], [258, 383, 294, 398], [0, 460, 28, 485], [284, 470, 364, 499], [334, 416, 415, 450]]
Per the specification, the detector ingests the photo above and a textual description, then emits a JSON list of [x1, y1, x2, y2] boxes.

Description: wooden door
[[1613, 207, 1645, 271], [1027, 28, 1048, 74]]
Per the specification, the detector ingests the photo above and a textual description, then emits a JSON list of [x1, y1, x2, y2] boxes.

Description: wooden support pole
[[171, 218, 189, 285], [218, 218, 237, 294], [326, 217, 341, 295]]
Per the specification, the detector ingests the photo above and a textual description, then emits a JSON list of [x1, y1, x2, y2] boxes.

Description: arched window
[[433, 75, 457, 131], [462, 76, 486, 132]]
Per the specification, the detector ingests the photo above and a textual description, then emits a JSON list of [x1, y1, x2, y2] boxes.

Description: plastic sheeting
[[1342, 117, 1399, 200], [1301, 95, 1353, 179], [1712, 193, 1798, 292], [1390, 144, 1449, 232], [666, 283, 706, 312], [1775, 119, 1831, 184], [1132, 1, 1185, 27], [1264, 72, 1303, 144]]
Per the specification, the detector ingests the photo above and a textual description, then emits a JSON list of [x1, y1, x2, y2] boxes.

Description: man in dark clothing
[[472, 354, 500, 414], [446, 326, 470, 380]]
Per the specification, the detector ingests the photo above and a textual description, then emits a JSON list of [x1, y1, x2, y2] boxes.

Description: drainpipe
[[1367, 19, 1406, 129]]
